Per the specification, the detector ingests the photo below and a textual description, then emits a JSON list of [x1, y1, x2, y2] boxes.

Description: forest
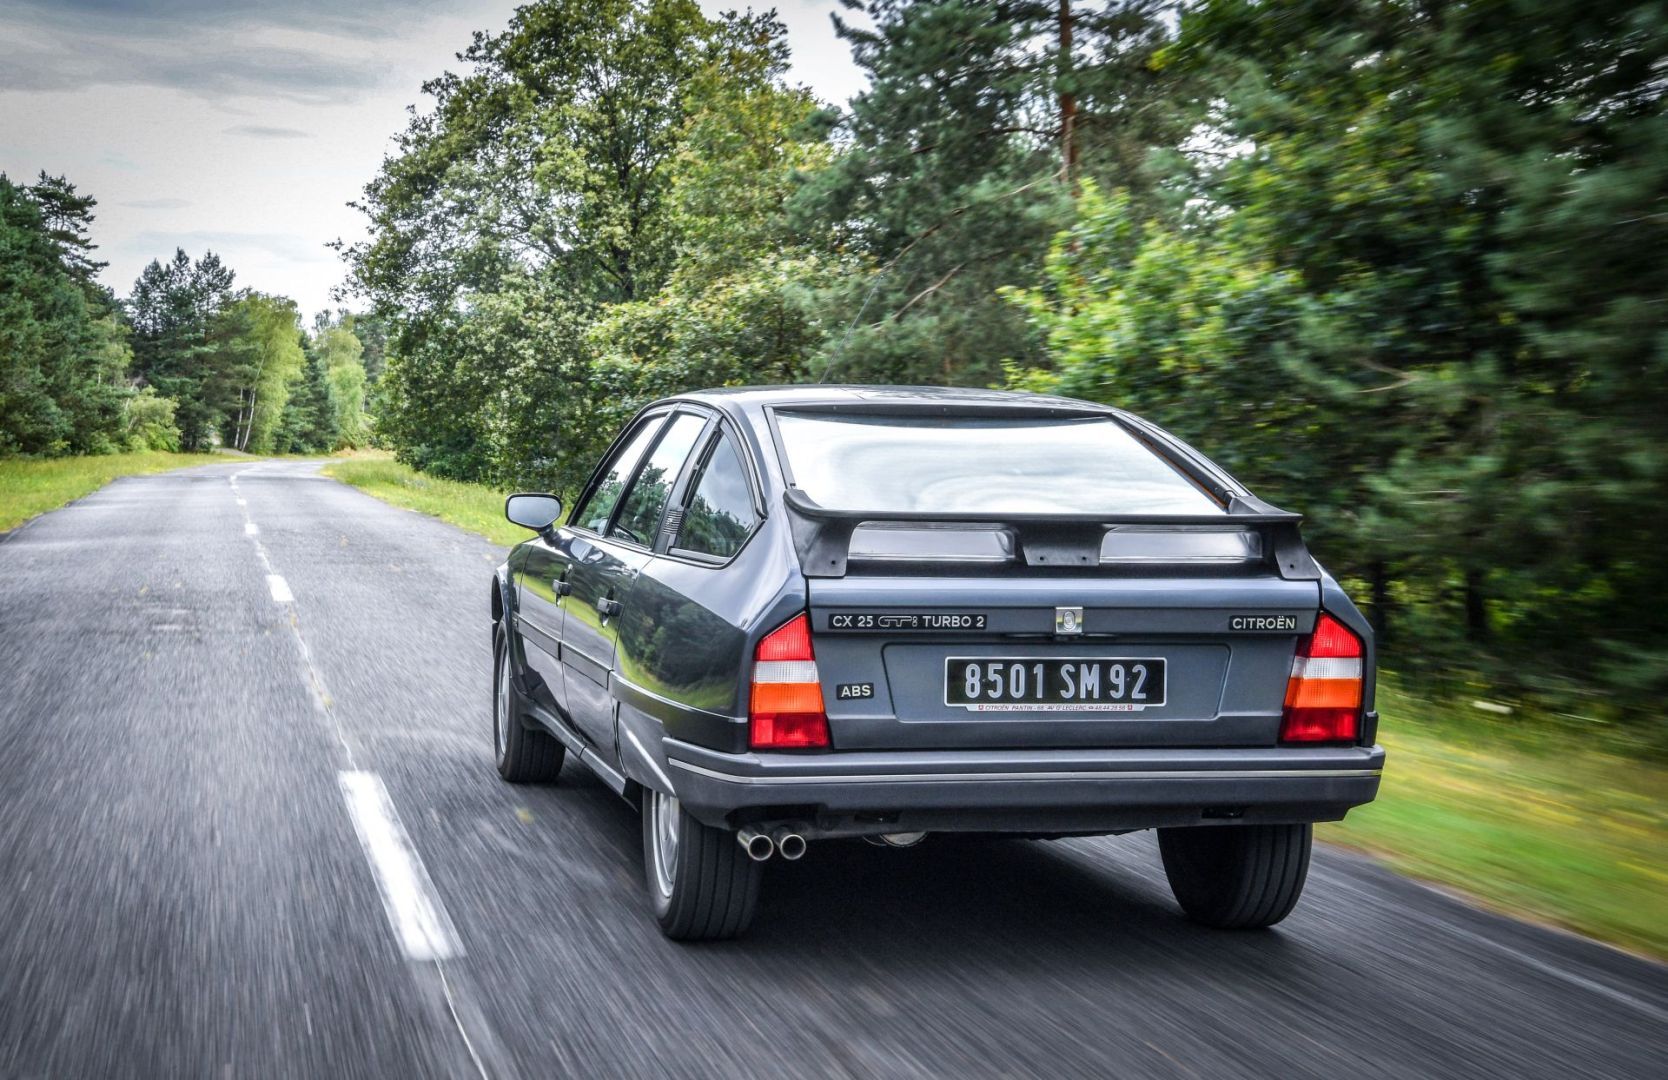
[[0, 171, 376, 460], [336, 0, 1666, 727], [4, 0, 1664, 729]]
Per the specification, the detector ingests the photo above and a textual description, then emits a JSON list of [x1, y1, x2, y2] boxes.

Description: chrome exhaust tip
[[737, 827, 774, 861], [772, 827, 807, 861]]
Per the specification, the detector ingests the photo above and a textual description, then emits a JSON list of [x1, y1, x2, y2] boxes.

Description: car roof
[[667, 384, 1116, 414]]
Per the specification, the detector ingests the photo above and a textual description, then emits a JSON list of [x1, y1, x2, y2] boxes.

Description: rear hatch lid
[[771, 404, 1322, 751]]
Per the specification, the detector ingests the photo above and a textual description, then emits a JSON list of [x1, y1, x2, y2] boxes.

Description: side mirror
[[505, 492, 563, 533]]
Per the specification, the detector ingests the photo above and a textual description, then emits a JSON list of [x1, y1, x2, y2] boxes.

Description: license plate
[[944, 657, 1167, 712]]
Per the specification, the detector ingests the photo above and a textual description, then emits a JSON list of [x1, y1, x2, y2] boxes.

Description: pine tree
[[127, 249, 238, 450], [794, 0, 1187, 385], [0, 175, 129, 455]]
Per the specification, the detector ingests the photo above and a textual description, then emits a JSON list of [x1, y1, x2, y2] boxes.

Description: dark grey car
[[491, 386, 1382, 940]]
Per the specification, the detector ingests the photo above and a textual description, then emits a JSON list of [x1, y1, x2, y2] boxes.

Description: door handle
[[552, 578, 571, 597], [596, 596, 623, 618]]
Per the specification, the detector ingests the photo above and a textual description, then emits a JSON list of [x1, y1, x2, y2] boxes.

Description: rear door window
[[609, 413, 708, 547], [673, 431, 758, 560], [774, 412, 1221, 515]]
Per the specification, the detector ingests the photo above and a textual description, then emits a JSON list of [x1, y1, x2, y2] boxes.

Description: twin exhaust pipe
[[737, 825, 807, 862]]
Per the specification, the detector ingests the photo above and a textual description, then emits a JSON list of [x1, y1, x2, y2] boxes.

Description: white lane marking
[[267, 574, 293, 603], [236, 497, 246, 506], [338, 771, 462, 962], [244, 522, 259, 536]]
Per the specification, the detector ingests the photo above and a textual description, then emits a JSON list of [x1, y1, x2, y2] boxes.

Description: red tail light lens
[[749, 613, 829, 750], [1280, 612, 1363, 744]]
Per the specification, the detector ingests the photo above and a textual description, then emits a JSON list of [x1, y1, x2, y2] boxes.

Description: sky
[[0, 0, 867, 319]]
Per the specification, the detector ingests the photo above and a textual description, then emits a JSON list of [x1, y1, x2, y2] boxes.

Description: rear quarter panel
[[612, 511, 805, 791]]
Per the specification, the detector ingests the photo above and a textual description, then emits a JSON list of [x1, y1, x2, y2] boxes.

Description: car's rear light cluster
[[1281, 612, 1363, 744], [749, 613, 830, 750]]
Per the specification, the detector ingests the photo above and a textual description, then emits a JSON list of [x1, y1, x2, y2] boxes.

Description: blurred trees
[[341, 0, 1665, 717], [1011, 0, 1668, 707]]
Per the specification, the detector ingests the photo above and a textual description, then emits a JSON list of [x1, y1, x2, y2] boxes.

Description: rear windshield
[[775, 412, 1222, 515]]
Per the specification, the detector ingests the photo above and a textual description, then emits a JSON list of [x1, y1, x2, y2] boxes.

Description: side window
[[610, 413, 707, 547], [574, 415, 666, 534], [674, 432, 758, 560]]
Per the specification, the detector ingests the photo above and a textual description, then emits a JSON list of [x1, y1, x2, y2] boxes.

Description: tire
[[1158, 823, 1312, 929], [642, 789, 761, 941], [493, 626, 565, 783]]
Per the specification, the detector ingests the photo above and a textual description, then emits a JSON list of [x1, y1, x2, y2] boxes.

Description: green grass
[[321, 456, 1668, 957], [323, 453, 530, 547], [1323, 680, 1668, 959], [0, 451, 225, 532]]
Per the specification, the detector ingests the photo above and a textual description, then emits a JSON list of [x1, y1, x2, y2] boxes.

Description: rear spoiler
[[781, 488, 1321, 580]]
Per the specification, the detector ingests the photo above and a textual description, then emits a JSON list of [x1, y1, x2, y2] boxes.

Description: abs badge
[[1055, 606, 1084, 635]]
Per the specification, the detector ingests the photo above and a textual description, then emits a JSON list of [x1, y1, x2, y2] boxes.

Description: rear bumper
[[665, 740, 1385, 837]]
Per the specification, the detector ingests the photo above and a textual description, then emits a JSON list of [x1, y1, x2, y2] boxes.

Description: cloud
[[3, 1, 453, 40], [119, 198, 193, 209], [224, 125, 311, 139], [127, 230, 331, 264], [0, 1, 441, 103]]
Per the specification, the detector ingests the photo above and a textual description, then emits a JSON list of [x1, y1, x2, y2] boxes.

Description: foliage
[[336, 0, 1668, 724], [213, 293, 306, 454], [127, 248, 238, 450], [1011, 0, 1668, 717], [313, 323, 368, 448], [0, 175, 131, 456], [342, 0, 825, 495], [122, 386, 182, 452], [275, 344, 337, 454], [792, 0, 1191, 386]]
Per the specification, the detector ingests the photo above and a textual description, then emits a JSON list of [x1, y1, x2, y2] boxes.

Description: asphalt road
[[1, 459, 1663, 1079]]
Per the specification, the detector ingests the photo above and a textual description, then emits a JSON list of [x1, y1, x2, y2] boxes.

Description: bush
[[123, 387, 182, 452]]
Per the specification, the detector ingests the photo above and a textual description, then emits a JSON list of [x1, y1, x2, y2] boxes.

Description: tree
[[0, 174, 130, 456], [275, 339, 339, 454], [25, 172, 109, 299], [1018, 0, 1668, 714], [314, 322, 368, 448], [215, 294, 305, 454], [342, 0, 809, 489], [128, 249, 237, 450], [791, 0, 1188, 386]]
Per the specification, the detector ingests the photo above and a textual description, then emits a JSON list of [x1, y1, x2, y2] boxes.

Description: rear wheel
[[642, 790, 761, 941], [1158, 823, 1311, 929], [493, 627, 564, 783]]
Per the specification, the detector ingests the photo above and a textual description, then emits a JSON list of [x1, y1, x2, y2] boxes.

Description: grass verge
[[320, 456, 1668, 958], [0, 451, 224, 533], [1323, 680, 1667, 959], [323, 453, 529, 547]]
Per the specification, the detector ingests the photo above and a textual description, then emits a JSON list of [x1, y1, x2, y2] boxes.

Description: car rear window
[[774, 412, 1222, 516]]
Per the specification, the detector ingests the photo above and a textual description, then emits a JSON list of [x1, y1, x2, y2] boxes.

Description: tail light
[[749, 613, 830, 750], [1281, 612, 1363, 744]]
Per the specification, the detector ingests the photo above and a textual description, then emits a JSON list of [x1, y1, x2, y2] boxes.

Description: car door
[[560, 411, 709, 758], [514, 530, 572, 718]]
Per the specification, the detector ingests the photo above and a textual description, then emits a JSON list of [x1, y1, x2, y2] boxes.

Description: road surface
[[1, 459, 1663, 1079]]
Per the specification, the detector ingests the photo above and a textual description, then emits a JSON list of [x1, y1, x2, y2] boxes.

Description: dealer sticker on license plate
[[944, 657, 1167, 712]]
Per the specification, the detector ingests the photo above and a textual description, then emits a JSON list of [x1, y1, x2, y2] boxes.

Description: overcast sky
[[0, 0, 867, 318]]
